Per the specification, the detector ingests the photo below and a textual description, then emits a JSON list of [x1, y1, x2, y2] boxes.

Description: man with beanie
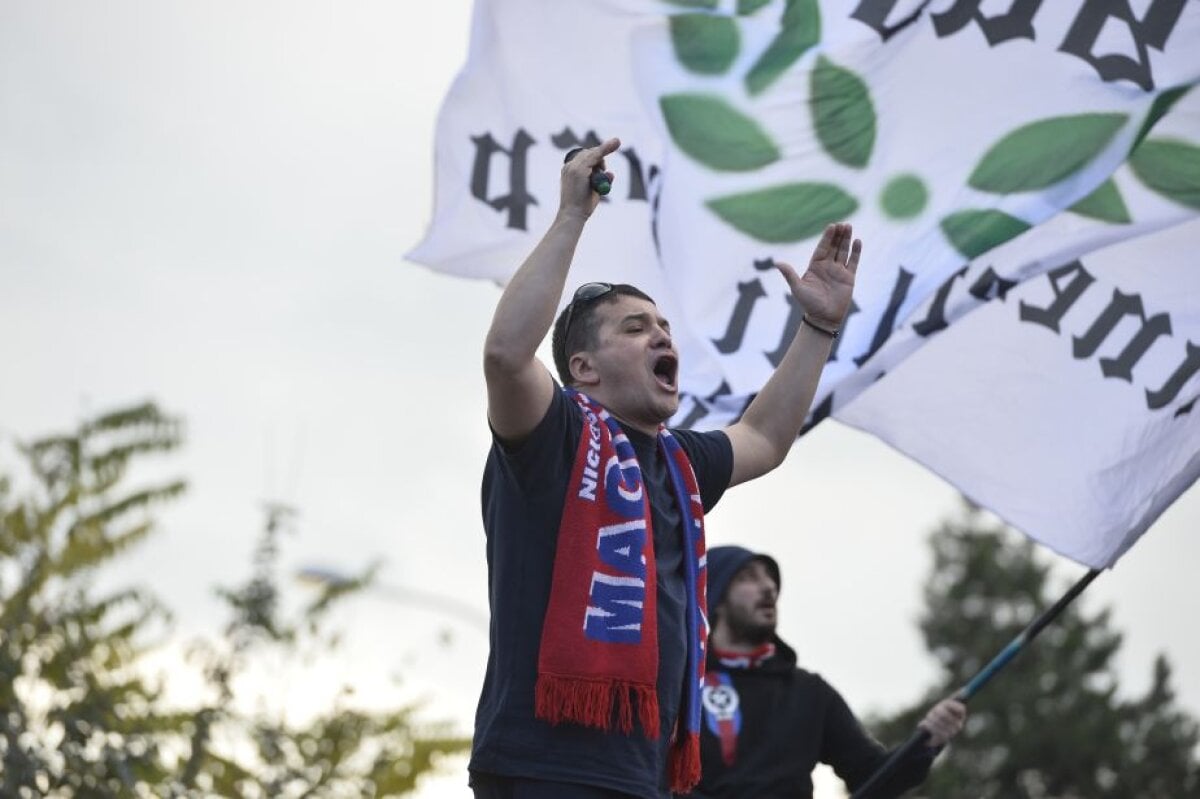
[[687, 546, 967, 798]]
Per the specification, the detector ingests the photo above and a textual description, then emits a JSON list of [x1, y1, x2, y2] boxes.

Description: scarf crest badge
[[702, 645, 774, 767], [702, 672, 742, 766]]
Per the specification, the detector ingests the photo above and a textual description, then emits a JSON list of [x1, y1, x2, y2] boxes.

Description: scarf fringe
[[668, 732, 702, 794], [535, 674, 660, 738]]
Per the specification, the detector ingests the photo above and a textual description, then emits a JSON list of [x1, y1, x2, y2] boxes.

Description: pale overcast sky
[[2, 3, 1197, 797]]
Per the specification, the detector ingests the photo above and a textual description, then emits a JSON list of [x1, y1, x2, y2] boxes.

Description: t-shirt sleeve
[[671, 428, 734, 513], [490, 386, 581, 493]]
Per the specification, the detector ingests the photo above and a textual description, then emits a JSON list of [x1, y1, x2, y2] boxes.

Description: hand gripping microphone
[[563, 147, 612, 196]]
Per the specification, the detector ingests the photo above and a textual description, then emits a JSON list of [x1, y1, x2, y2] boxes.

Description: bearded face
[[716, 559, 779, 646]]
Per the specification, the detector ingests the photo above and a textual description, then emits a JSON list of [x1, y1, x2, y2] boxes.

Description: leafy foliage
[[0, 404, 469, 797], [870, 502, 1200, 798], [1, 403, 184, 798]]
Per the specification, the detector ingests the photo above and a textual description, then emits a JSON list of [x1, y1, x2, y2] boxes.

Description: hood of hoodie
[[706, 545, 781, 620]]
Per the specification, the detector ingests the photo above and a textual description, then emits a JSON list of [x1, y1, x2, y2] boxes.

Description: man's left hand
[[774, 222, 860, 333]]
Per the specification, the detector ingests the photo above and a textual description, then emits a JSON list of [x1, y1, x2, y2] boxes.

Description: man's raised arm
[[482, 137, 619, 442], [724, 223, 861, 486]]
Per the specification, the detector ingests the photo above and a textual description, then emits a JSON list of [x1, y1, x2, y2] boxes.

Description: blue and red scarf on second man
[[535, 389, 708, 793], [703, 643, 777, 766]]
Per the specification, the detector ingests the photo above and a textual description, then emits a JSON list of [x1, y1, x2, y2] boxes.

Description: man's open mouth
[[652, 354, 678, 390]]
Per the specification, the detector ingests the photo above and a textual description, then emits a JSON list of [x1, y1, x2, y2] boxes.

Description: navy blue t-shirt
[[472, 389, 734, 799]]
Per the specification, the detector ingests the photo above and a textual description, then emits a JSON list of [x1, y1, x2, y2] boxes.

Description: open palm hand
[[776, 223, 861, 331]]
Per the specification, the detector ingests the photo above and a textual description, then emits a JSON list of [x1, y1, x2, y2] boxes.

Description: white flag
[[835, 88, 1200, 569], [409, 0, 1200, 566]]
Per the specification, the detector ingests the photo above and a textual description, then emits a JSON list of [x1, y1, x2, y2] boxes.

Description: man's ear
[[569, 352, 599, 386]]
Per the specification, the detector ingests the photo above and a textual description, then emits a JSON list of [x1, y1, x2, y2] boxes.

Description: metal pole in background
[[296, 565, 489, 633], [849, 567, 1102, 799]]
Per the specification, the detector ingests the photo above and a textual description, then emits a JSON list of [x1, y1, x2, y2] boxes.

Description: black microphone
[[563, 147, 612, 196]]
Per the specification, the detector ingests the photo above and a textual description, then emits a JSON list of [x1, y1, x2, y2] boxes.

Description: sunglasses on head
[[562, 281, 615, 343]]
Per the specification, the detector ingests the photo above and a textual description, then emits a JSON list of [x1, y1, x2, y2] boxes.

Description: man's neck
[[618, 416, 661, 437], [710, 624, 772, 654], [582, 391, 661, 437]]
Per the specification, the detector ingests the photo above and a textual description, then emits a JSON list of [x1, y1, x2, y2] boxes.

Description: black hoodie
[[682, 637, 937, 799]]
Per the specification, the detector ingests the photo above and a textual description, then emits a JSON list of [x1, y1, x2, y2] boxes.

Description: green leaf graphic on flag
[[660, 93, 781, 171], [738, 0, 772, 14], [880, 174, 928, 220], [671, 14, 739, 75], [663, 0, 718, 8], [969, 113, 1128, 194], [1068, 179, 1131, 223], [940, 209, 1031, 258], [745, 0, 819, 96], [707, 183, 857, 243], [1131, 86, 1191, 152], [1129, 138, 1200, 209], [810, 55, 876, 169]]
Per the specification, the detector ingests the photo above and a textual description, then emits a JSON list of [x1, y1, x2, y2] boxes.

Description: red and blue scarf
[[535, 389, 708, 793], [704, 643, 777, 766]]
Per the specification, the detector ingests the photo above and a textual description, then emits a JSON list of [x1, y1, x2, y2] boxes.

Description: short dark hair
[[551, 283, 655, 385]]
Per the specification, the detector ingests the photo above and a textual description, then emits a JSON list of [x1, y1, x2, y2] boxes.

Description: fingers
[[835, 224, 851, 265], [932, 698, 966, 725], [774, 260, 800, 292], [847, 238, 862, 274], [560, 138, 621, 212], [919, 718, 949, 747], [814, 223, 860, 270], [919, 699, 968, 747], [813, 223, 838, 258], [580, 137, 620, 169]]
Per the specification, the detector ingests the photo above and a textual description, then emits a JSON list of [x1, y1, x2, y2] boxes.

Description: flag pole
[[849, 566, 1102, 799]]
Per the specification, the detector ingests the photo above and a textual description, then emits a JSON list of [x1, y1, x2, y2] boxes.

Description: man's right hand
[[918, 697, 968, 748], [560, 137, 619, 219], [485, 137, 621, 444]]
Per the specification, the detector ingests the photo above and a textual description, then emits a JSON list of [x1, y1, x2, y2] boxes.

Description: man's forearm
[[738, 323, 834, 466], [484, 209, 588, 369]]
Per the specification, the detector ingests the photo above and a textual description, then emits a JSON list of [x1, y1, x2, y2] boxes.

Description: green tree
[[0, 403, 468, 797], [0, 403, 187, 797], [870, 502, 1200, 798], [182, 502, 470, 797]]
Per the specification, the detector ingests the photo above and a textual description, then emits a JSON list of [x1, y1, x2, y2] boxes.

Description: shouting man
[[471, 138, 861, 799]]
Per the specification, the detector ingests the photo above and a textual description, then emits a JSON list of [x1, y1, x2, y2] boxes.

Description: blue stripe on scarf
[[661, 429, 707, 743]]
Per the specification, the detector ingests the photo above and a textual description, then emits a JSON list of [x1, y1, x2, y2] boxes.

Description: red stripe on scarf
[[713, 642, 777, 670], [535, 391, 707, 794], [536, 395, 660, 737], [670, 732, 702, 790]]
